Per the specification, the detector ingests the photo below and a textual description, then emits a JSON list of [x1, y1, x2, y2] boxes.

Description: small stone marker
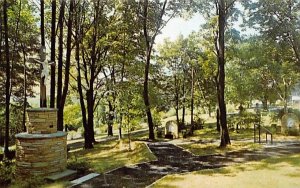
[[165, 120, 178, 139], [45, 169, 77, 182], [281, 113, 300, 135], [70, 173, 100, 187]]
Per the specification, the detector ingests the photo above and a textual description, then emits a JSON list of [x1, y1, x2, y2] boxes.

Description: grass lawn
[[69, 139, 157, 173], [179, 128, 263, 156], [151, 153, 300, 188]]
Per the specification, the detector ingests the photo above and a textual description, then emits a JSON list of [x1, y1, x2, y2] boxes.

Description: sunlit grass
[[43, 181, 71, 188], [179, 127, 262, 156], [69, 139, 156, 173], [180, 141, 262, 156], [151, 154, 300, 188]]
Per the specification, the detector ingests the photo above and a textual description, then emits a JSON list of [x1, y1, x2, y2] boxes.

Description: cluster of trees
[[1, 0, 300, 159]]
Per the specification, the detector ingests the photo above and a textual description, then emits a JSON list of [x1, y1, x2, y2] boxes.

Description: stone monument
[[165, 120, 178, 139], [281, 113, 300, 135], [15, 47, 67, 179]]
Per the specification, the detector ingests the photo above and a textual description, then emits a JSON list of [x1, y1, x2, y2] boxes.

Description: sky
[[156, 3, 258, 46], [155, 13, 205, 45]]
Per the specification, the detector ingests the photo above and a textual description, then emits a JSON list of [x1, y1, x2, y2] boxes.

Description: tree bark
[[284, 84, 288, 114], [50, 0, 56, 108], [22, 48, 27, 132], [190, 67, 194, 135], [143, 48, 155, 140], [175, 75, 180, 128], [57, 0, 65, 131], [40, 0, 46, 108], [87, 88, 96, 143], [218, 0, 230, 147], [58, 0, 74, 131], [216, 107, 220, 132], [182, 82, 186, 125], [107, 101, 114, 136], [4, 0, 11, 159], [75, 25, 93, 149]]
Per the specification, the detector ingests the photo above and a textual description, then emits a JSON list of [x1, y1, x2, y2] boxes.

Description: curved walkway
[[74, 142, 300, 188]]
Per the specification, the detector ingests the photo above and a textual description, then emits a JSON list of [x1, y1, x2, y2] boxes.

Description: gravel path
[[74, 142, 300, 188]]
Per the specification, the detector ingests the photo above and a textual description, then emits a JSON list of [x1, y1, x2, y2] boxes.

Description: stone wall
[[15, 132, 67, 179], [26, 108, 57, 134]]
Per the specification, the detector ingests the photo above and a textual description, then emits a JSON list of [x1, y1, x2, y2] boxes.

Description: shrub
[[0, 160, 15, 185], [67, 157, 91, 174], [12, 176, 45, 188]]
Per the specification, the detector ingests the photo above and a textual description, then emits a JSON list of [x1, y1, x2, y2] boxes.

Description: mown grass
[[181, 141, 262, 156], [69, 139, 156, 173], [151, 154, 300, 188], [180, 128, 262, 156]]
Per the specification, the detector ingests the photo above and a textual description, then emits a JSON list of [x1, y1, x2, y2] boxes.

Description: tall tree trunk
[[40, 0, 46, 108], [218, 0, 230, 147], [87, 88, 95, 143], [22, 48, 27, 132], [284, 84, 288, 114], [216, 107, 220, 132], [50, 0, 56, 108], [143, 49, 155, 140], [75, 20, 93, 148], [107, 101, 114, 136], [182, 82, 185, 125], [175, 75, 180, 129], [58, 0, 74, 131], [57, 0, 65, 131], [4, 0, 11, 159], [262, 95, 268, 111], [190, 67, 194, 135]]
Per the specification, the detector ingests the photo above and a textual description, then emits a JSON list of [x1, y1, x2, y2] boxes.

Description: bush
[[0, 160, 15, 185], [194, 115, 205, 130], [67, 158, 91, 174], [227, 112, 259, 129], [12, 176, 45, 188], [152, 109, 162, 128]]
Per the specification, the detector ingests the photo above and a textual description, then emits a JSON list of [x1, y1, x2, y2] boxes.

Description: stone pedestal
[[26, 108, 57, 134], [15, 108, 67, 179], [15, 132, 67, 178]]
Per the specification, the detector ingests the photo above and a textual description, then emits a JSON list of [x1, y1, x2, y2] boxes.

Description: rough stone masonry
[[15, 108, 67, 179]]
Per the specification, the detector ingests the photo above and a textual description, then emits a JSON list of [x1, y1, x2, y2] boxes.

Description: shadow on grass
[[70, 139, 156, 173]]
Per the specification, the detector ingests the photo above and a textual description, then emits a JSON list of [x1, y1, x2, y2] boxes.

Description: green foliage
[[152, 108, 163, 127], [64, 103, 82, 131], [12, 176, 46, 188], [227, 112, 259, 129], [194, 114, 205, 129], [0, 160, 15, 185], [0, 105, 24, 145], [67, 157, 91, 174]]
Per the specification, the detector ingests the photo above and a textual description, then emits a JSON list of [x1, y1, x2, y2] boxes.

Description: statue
[[28, 46, 54, 108]]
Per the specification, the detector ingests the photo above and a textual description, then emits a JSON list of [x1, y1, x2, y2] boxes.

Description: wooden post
[[254, 124, 256, 143], [258, 124, 261, 143]]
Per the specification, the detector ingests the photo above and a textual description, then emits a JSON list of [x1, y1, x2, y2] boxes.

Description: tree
[[50, 0, 56, 108], [194, 0, 239, 147], [74, 0, 117, 148], [0, 0, 39, 147], [3, 0, 11, 159], [246, 0, 300, 64], [56, 0, 66, 131], [57, 0, 74, 131], [139, 0, 184, 140]]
